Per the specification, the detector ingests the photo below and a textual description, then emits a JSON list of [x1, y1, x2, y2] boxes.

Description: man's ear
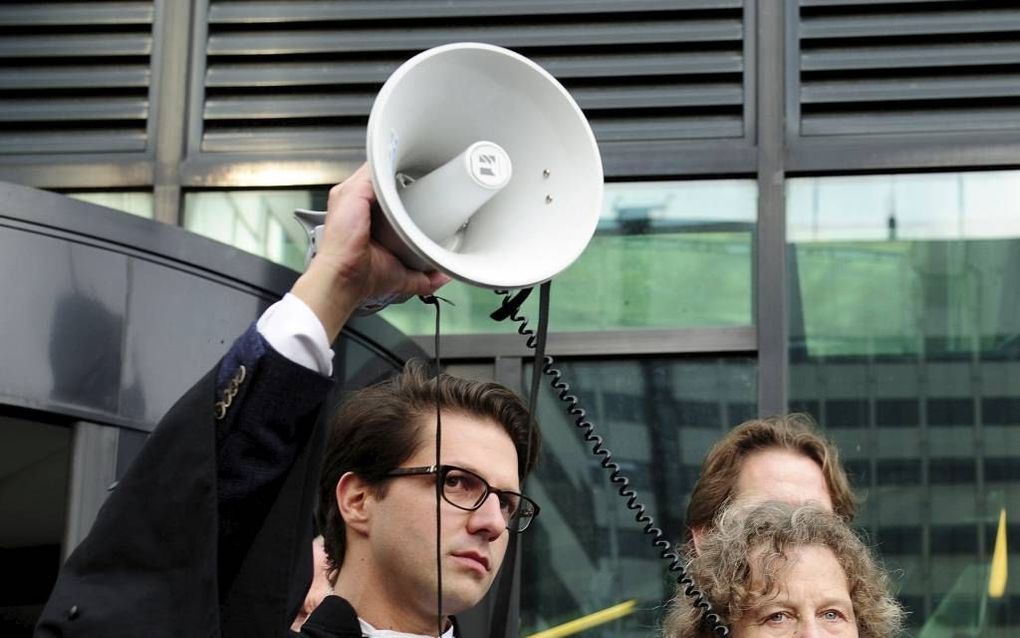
[[336, 471, 373, 535], [690, 525, 705, 555]]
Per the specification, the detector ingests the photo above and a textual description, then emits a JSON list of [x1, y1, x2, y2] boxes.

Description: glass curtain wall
[[65, 192, 154, 219], [379, 180, 757, 335], [506, 179, 757, 636], [521, 357, 757, 637], [787, 171, 1020, 637], [183, 189, 321, 270]]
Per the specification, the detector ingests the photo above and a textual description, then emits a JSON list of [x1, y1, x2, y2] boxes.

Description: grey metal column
[[755, 0, 789, 416], [63, 422, 119, 558], [151, 0, 195, 225]]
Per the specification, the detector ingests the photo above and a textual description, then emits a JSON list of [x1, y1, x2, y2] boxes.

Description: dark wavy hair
[[315, 359, 540, 581], [664, 502, 904, 638]]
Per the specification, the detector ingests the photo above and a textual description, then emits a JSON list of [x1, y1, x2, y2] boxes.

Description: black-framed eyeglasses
[[385, 464, 540, 533]]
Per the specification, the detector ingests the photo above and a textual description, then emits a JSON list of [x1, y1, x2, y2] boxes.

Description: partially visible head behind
[[316, 359, 540, 578], [686, 414, 856, 544], [664, 503, 904, 638]]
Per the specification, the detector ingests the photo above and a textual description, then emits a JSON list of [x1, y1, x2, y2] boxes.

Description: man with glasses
[[308, 360, 540, 636], [37, 164, 541, 638]]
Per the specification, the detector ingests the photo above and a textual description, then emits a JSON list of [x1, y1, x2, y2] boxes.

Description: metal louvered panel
[[199, 0, 746, 154], [208, 0, 743, 22], [0, 2, 154, 155], [798, 1, 1020, 137]]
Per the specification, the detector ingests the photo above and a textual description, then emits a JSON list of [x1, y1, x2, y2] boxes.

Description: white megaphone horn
[[295, 42, 603, 313]]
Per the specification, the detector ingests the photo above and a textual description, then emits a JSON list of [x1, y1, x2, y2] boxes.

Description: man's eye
[[444, 474, 466, 489], [821, 610, 846, 622], [445, 471, 485, 495], [497, 493, 518, 515]]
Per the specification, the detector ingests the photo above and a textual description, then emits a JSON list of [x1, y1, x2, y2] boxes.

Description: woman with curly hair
[[663, 502, 904, 638]]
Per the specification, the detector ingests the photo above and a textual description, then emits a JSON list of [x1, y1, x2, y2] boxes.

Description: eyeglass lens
[[441, 467, 536, 531]]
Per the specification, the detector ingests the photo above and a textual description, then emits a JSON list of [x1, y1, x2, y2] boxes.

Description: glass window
[[787, 170, 1020, 634], [183, 190, 323, 271], [521, 357, 756, 636], [64, 191, 154, 219], [0, 415, 71, 637], [379, 180, 756, 335]]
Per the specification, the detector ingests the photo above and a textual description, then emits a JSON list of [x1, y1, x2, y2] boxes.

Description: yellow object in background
[[988, 508, 1008, 599], [526, 599, 638, 638]]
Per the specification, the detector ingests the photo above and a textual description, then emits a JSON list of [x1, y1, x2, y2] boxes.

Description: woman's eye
[[821, 610, 846, 622], [765, 611, 790, 624]]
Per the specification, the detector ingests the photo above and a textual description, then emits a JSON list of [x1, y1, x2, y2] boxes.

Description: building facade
[[1, 1, 1018, 636]]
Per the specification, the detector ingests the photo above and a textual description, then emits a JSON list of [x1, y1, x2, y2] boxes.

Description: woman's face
[[734, 545, 858, 638]]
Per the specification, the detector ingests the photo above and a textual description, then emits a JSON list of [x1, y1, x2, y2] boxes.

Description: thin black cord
[[419, 294, 444, 637], [523, 282, 549, 485], [489, 289, 730, 637], [487, 284, 549, 638]]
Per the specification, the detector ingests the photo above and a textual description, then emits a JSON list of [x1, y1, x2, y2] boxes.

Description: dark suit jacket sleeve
[[35, 323, 334, 638]]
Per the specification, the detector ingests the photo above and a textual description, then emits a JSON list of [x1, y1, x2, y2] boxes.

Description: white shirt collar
[[358, 618, 454, 638]]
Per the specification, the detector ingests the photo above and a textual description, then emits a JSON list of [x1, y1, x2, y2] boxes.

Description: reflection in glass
[[65, 191, 154, 219], [520, 357, 756, 636], [184, 190, 323, 270], [787, 171, 1020, 635], [379, 180, 756, 335]]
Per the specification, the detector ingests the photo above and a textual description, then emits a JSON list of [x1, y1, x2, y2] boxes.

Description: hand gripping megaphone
[[295, 42, 603, 313]]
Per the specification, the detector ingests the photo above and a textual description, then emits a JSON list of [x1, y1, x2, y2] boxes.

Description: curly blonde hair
[[663, 503, 904, 638]]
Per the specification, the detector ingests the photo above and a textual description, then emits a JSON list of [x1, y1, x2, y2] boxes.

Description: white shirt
[[358, 619, 455, 638], [256, 292, 334, 377]]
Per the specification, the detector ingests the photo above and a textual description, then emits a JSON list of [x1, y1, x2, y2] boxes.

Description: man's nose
[[467, 492, 506, 539]]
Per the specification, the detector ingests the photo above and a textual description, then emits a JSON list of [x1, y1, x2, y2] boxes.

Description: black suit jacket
[[36, 325, 334, 638]]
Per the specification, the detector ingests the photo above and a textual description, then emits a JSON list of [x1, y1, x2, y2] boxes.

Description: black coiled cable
[[491, 287, 730, 637]]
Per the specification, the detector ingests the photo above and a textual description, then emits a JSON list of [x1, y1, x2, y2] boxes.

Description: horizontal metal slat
[[0, 35, 152, 59], [591, 115, 742, 141], [205, 50, 742, 88], [802, 42, 1020, 72], [205, 60, 402, 87], [801, 10, 1020, 40], [206, 20, 741, 56], [204, 94, 374, 120], [803, 75, 1020, 104], [0, 98, 148, 122], [0, 2, 153, 26], [0, 66, 151, 90], [537, 50, 743, 79], [800, 0, 959, 6], [208, 0, 740, 23], [0, 130, 147, 154], [202, 126, 366, 153], [802, 107, 1020, 136], [574, 83, 742, 110]]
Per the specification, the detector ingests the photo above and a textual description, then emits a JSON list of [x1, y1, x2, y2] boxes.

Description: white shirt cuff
[[256, 292, 334, 377]]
